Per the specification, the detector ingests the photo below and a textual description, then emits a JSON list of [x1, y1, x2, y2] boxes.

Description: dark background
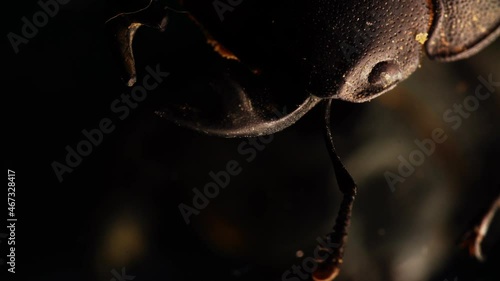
[[3, 1, 500, 281]]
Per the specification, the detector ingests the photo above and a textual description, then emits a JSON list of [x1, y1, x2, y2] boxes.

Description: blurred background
[[3, 1, 499, 281]]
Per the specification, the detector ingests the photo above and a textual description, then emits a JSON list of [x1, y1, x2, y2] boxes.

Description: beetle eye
[[368, 61, 403, 89]]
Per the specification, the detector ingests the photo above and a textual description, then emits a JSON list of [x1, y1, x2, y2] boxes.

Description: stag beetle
[[106, 0, 500, 280]]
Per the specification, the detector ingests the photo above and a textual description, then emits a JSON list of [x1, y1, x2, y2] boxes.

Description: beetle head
[[181, 0, 498, 103], [300, 0, 432, 102], [107, 0, 498, 137]]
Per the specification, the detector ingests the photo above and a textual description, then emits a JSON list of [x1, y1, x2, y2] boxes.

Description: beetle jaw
[[106, 0, 169, 87]]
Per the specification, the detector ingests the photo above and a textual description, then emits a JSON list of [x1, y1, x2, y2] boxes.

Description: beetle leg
[[461, 191, 500, 261], [312, 100, 357, 281], [105, 0, 169, 86]]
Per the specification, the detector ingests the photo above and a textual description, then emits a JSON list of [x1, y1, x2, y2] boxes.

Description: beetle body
[[106, 0, 499, 280], [107, 0, 499, 137]]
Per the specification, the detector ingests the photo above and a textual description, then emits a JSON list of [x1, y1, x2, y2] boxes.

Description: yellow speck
[[415, 32, 428, 44]]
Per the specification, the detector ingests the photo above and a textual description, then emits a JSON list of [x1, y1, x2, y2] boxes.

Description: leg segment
[[312, 100, 357, 281], [462, 191, 500, 261]]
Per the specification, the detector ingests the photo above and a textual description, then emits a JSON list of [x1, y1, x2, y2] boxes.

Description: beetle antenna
[[105, 0, 154, 24], [164, 6, 189, 14], [312, 99, 357, 281]]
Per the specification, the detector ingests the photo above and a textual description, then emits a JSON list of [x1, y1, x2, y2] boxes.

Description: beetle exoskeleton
[[106, 0, 499, 280]]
